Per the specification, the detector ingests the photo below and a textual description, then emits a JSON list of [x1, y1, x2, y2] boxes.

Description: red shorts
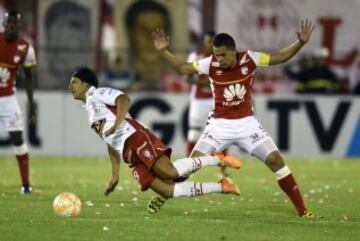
[[123, 121, 171, 191]]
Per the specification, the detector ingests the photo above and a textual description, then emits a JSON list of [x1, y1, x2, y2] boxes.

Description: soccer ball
[[53, 192, 82, 217]]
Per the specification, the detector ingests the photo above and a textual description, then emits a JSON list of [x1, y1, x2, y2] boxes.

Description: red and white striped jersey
[[0, 33, 36, 96], [193, 50, 269, 119], [187, 50, 213, 99], [84, 87, 137, 154]]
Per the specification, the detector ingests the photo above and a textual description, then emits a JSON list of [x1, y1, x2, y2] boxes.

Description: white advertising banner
[[0, 92, 359, 158]]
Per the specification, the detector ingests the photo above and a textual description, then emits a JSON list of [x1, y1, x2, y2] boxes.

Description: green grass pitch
[[0, 156, 359, 241]]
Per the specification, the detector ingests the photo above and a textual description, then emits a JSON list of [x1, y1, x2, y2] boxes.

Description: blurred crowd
[[1, 0, 359, 94]]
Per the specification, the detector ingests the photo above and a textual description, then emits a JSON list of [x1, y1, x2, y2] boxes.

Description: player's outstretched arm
[[152, 28, 197, 75], [269, 19, 315, 65], [104, 94, 130, 136], [104, 144, 121, 196]]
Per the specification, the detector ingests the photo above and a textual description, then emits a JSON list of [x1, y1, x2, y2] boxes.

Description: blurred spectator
[[125, 0, 171, 91], [44, 1, 92, 88], [285, 47, 340, 94], [99, 55, 130, 90]]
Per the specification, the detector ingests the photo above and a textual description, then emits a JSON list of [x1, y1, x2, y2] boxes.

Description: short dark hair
[[213, 33, 236, 49], [72, 66, 99, 88], [125, 0, 171, 32]]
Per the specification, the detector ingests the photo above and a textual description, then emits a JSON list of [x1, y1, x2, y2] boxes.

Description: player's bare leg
[[9, 131, 31, 194]]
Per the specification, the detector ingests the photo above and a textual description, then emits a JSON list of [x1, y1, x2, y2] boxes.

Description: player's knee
[[157, 187, 173, 198], [190, 149, 205, 157], [265, 151, 284, 169], [152, 158, 179, 180], [187, 129, 201, 142]]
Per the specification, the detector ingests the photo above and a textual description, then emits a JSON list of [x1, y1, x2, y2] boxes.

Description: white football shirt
[[83, 86, 136, 154]]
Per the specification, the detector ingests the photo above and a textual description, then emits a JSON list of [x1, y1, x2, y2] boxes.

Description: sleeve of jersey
[[192, 56, 211, 75], [96, 88, 124, 106], [187, 52, 197, 62], [248, 51, 270, 67], [23, 45, 37, 68]]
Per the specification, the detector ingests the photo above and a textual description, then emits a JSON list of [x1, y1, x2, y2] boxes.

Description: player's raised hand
[[152, 28, 170, 51], [104, 125, 116, 136], [104, 177, 118, 196], [296, 19, 315, 44]]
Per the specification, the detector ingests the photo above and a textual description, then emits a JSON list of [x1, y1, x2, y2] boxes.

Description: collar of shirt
[[82, 86, 96, 108]]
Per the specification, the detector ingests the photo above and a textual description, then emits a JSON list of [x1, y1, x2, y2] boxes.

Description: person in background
[[0, 10, 36, 194], [185, 30, 216, 156], [285, 47, 339, 94]]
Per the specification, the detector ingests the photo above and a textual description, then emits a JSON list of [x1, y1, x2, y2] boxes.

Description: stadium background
[[0, 0, 359, 157]]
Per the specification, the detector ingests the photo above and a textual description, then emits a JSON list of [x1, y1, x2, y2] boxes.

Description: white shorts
[[194, 116, 278, 159], [188, 98, 213, 128], [0, 95, 24, 132]]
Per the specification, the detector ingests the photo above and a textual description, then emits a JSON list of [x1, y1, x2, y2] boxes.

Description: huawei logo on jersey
[[222, 83, 246, 106], [241, 66, 249, 75], [0, 67, 10, 87]]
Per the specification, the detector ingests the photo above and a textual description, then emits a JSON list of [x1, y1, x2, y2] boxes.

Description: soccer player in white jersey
[[152, 19, 322, 218], [0, 11, 37, 194], [68, 67, 242, 203]]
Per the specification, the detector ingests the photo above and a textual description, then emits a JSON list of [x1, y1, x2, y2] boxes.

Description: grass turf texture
[[0, 156, 359, 241]]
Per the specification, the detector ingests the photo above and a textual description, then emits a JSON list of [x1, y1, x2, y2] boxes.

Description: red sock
[[16, 153, 30, 187], [278, 173, 306, 216], [186, 142, 196, 157]]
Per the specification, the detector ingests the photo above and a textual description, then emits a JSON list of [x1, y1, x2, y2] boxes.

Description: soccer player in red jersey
[[0, 11, 36, 194], [68, 67, 241, 202], [152, 19, 321, 218]]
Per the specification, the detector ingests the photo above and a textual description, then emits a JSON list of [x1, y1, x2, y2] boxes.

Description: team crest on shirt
[[241, 66, 249, 75], [222, 83, 246, 106], [14, 55, 21, 63]]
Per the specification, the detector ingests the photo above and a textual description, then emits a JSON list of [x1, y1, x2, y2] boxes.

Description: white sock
[[172, 156, 220, 177], [173, 182, 222, 197], [274, 165, 291, 180], [13, 143, 28, 155]]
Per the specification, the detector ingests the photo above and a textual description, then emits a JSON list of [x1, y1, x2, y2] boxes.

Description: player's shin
[[276, 165, 306, 216], [13, 143, 31, 188]]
